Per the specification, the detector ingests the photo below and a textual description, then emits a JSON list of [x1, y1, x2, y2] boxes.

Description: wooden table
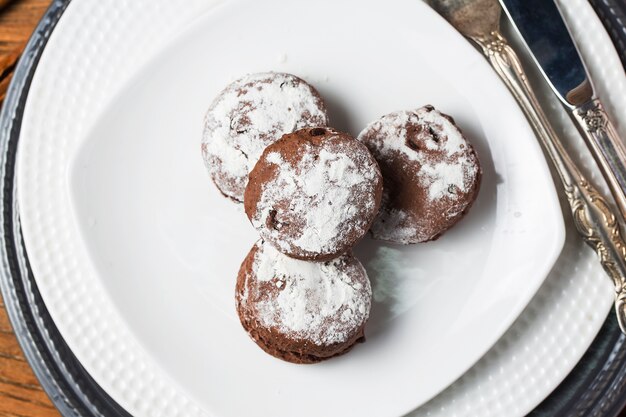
[[0, 3, 59, 417], [0, 1, 624, 416]]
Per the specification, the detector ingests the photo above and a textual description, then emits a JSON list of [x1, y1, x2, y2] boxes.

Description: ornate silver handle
[[473, 31, 626, 333], [573, 99, 626, 222]]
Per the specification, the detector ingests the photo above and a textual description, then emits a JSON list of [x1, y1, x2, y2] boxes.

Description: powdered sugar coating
[[245, 128, 383, 259], [239, 241, 371, 346], [201, 72, 329, 202], [358, 106, 481, 243]]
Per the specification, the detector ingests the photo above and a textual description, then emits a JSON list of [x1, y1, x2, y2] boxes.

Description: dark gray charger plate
[[0, 1, 625, 416]]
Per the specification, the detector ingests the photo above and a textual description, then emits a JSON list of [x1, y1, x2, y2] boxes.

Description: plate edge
[[0, 0, 130, 415]]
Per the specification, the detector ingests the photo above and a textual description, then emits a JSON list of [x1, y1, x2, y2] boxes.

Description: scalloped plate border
[[10, 1, 626, 417]]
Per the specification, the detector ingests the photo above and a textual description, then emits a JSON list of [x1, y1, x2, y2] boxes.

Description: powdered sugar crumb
[[370, 209, 417, 245], [252, 134, 380, 256], [249, 242, 371, 345]]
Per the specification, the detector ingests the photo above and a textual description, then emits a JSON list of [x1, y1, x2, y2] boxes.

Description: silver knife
[[500, 0, 626, 222]]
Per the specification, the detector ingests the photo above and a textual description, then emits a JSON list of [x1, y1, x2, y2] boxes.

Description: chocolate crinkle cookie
[[236, 240, 372, 364], [358, 105, 481, 244], [244, 127, 383, 261], [201, 72, 329, 202]]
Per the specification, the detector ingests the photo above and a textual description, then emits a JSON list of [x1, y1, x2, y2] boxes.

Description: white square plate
[[18, 0, 565, 416]]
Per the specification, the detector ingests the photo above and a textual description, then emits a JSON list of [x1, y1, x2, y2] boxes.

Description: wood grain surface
[[0, 2, 58, 416], [0, 1, 624, 417]]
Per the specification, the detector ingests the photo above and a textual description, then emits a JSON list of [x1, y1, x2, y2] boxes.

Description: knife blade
[[500, 0, 626, 222]]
